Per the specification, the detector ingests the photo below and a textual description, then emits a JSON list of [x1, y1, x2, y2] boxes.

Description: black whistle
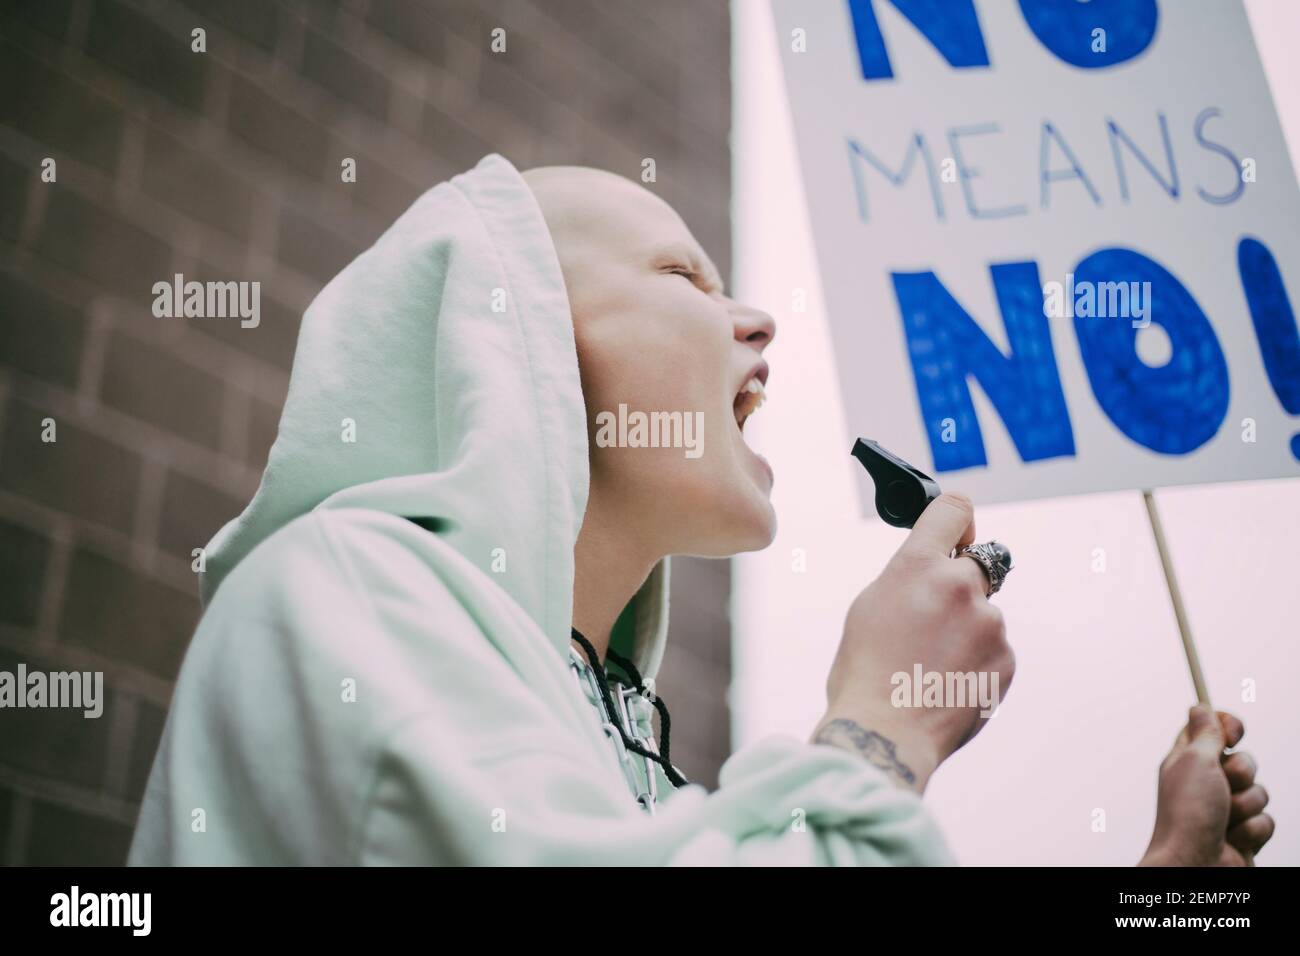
[[851, 438, 942, 529]]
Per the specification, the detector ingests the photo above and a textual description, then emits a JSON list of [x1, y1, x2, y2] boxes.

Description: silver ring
[[956, 541, 1013, 596]]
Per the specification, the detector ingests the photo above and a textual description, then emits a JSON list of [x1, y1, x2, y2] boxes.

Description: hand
[[810, 493, 1014, 793], [1140, 705, 1274, 866]]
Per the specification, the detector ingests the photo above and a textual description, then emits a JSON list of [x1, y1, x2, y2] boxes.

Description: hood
[[200, 153, 671, 680]]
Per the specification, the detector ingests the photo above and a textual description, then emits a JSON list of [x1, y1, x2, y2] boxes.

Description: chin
[[675, 479, 777, 557], [735, 497, 778, 553]]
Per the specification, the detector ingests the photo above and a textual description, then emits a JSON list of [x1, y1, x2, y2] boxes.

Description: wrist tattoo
[[814, 718, 918, 789]]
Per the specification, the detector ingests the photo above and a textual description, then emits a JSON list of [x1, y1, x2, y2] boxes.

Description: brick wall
[[0, 0, 732, 865]]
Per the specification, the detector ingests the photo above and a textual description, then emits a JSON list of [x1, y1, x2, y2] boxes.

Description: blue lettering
[[1040, 121, 1102, 208], [1194, 108, 1246, 205], [1017, 0, 1159, 69], [892, 262, 1075, 471], [1107, 113, 1179, 202], [1074, 248, 1228, 454], [847, 0, 989, 81], [847, 134, 945, 222], [948, 123, 1028, 220], [1238, 237, 1300, 461]]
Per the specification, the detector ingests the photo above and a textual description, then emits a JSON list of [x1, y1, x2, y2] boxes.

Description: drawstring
[[570, 627, 690, 789]]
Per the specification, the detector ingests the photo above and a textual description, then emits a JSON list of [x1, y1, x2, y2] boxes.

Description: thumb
[[1186, 703, 1225, 756], [902, 492, 976, 557]]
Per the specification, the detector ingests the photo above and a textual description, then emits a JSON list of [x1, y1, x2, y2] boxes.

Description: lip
[[738, 436, 774, 488], [735, 359, 770, 397]]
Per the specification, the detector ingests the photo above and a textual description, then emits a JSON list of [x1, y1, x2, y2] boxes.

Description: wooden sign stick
[[1142, 489, 1211, 705]]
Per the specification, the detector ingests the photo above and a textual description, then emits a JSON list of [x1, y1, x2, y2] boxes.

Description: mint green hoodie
[[127, 154, 955, 866]]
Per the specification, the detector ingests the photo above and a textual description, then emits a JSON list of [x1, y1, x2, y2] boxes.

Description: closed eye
[[664, 265, 710, 291]]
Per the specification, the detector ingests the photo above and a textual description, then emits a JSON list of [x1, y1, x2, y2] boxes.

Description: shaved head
[[522, 165, 641, 252], [522, 165, 723, 304]]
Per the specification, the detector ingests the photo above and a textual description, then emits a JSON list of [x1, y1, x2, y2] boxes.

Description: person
[[127, 154, 1272, 865]]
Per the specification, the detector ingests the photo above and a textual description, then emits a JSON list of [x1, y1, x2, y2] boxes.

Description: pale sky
[[731, 0, 1300, 866]]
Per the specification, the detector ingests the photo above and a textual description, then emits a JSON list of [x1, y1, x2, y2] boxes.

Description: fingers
[[1229, 784, 1269, 827], [953, 550, 994, 598], [1185, 703, 1225, 756], [1226, 812, 1275, 856], [956, 513, 976, 551], [1222, 751, 1256, 792], [904, 492, 975, 558], [1217, 711, 1245, 748], [1172, 707, 1242, 752]]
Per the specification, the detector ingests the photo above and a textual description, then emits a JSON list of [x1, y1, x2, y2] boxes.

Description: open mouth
[[733, 375, 766, 433]]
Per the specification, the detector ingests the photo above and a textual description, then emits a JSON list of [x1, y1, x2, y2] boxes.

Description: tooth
[[734, 377, 765, 428]]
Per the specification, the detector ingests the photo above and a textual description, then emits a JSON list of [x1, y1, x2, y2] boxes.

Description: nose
[[732, 301, 777, 352]]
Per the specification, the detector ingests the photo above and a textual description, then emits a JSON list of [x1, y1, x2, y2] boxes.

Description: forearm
[[810, 711, 940, 795]]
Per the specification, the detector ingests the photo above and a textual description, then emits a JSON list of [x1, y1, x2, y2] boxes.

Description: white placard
[[773, 0, 1300, 508]]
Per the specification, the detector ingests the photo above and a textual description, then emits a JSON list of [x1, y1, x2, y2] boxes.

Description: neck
[[571, 489, 659, 663]]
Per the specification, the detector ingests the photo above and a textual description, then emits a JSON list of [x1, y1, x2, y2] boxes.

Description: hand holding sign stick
[[1141, 489, 1259, 866]]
